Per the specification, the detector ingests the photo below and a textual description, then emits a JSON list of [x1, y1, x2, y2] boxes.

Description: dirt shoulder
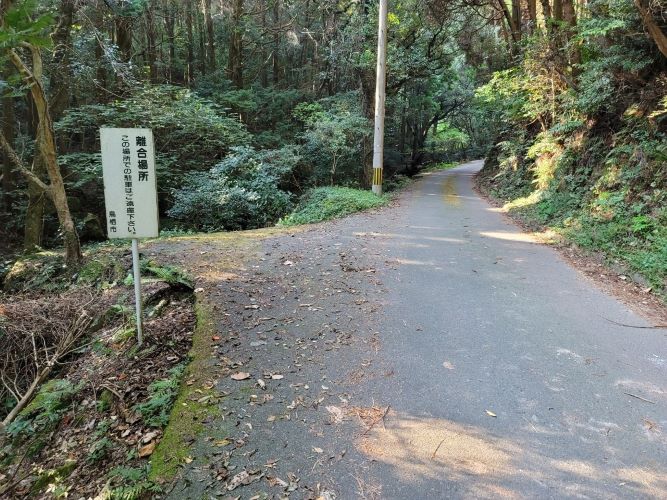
[[139, 214, 397, 498]]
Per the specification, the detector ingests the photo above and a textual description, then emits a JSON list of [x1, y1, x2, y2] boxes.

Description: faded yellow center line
[[442, 175, 461, 206]]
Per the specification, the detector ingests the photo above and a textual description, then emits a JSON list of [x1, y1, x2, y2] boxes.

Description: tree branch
[[0, 130, 52, 196], [634, 0, 667, 58]]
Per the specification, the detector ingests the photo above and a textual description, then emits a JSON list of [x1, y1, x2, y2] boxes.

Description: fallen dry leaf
[[313, 447, 324, 454], [326, 405, 344, 423], [271, 374, 284, 380], [267, 476, 289, 488], [231, 372, 251, 381], [138, 441, 156, 457], [227, 470, 263, 491]]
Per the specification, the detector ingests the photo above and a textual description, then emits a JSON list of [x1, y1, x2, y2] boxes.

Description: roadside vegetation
[[0, 247, 195, 498], [280, 187, 390, 227], [475, 0, 667, 298]]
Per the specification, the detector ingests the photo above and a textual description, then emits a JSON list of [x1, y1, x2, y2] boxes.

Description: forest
[[0, 0, 663, 276], [0, 0, 666, 497], [1, 0, 501, 267]]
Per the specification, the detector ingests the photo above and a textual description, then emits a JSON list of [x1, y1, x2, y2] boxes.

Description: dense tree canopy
[[0, 0, 665, 265]]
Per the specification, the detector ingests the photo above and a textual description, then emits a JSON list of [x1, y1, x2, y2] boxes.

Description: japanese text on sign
[[101, 128, 159, 239]]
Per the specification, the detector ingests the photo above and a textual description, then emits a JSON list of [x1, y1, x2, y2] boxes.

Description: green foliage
[[7, 380, 80, 440], [141, 261, 194, 289], [168, 146, 295, 231], [423, 162, 459, 172], [56, 85, 251, 204], [384, 174, 412, 192], [105, 466, 161, 500], [3, 252, 70, 293], [298, 93, 371, 186], [0, 0, 54, 51], [77, 254, 125, 286], [280, 187, 388, 226], [213, 87, 307, 148], [29, 460, 77, 497], [425, 124, 470, 155], [134, 365, 185, 428], [87, 437, 114, 464]]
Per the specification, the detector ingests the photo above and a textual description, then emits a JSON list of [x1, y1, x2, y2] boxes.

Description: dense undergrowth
[[279, 186, 390, 227], [476, 0, 667, 297], [0, 246, 196, 498]]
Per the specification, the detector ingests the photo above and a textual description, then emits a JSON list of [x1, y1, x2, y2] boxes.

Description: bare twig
[[603, 317, 667, 329], [361, 406, 391, 436], [624, 392, 656, 404], [1, 290, 98, 427], [431, 438, 446, 460]]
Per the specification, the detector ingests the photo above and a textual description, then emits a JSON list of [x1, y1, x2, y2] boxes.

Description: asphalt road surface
[[169, 160, 667, 499], [345, 160, 667, 498]]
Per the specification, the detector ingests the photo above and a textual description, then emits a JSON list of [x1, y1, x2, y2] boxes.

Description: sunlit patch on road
[[479, 231, 539, 243]]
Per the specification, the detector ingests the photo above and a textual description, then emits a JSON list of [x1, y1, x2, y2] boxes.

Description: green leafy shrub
[[297, 93, 371, 186], [134, 365, 185, 428], [141, 261, 194, 289], [7, 379, 80, 440], [105, 466, 161, 500], [168, 146, 295, 231], [280, 187, 388, 226], [55, 85, 252, 220]]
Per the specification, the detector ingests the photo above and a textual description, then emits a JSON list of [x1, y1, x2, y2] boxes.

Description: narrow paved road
[[168, 160, 667, 499], [347, 160, 667, 498]]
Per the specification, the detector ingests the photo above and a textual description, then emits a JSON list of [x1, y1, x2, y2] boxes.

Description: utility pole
[[372, 0, 388, 196]]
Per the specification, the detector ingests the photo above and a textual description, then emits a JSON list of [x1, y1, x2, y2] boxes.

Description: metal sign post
[[131, 238, 144, 345], [101, 128, 159, 346]]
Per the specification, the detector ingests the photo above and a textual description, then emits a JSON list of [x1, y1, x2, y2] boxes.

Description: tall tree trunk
[[562, 0, 580, 65], [511, 0, 522, 42], [228, 0, 244, 88], [93, 3, 108, 101], [496, 0, 520, 52], [540, 0, 552, 24], [203, 0, 215, 71], [272, 0, 280, 85], [115, 14, 132, 62], [164, 0, 176, 82], [634, 0, 667, 58], [24, 143, 47, 250], [198, 6, 207, 75], [145, 1, 158, 82], [1, 68, 15, 213], [527, 0, 537, 32], [8, 47, 82, 266], [260, 6, 268, 87], [50, 0, 75, 121], [186, 0, 195, 84], [23, 94, 46, 251], [553, 0, 563, 21]]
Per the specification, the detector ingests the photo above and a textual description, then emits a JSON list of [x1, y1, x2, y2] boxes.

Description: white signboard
[[101, 128, 159, 239]]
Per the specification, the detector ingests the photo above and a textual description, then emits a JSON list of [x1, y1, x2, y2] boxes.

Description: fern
[[133, 365, 185, 427], [105, 466, 161, 500], [141, 261, 194, 289]]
